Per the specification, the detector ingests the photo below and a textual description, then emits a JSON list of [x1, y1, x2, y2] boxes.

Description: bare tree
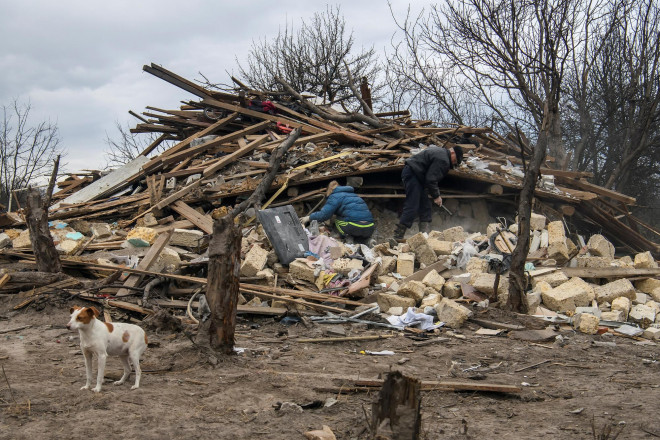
[[0, 99, 64, 209], [104, 121, 172, 167], [565, 0, 660, 192], [237, 6, 381, 108]]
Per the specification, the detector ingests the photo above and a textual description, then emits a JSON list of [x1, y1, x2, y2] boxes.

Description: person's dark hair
[[453, 145, 464, 165]]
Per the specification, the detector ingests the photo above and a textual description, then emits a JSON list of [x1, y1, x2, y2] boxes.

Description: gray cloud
[[0, 0, 413, 172]]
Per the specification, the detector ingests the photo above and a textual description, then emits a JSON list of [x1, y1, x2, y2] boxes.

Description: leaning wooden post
[[25, 187, 62, 273], [371, 371, 421, 439], [204, 127, 301, 354]]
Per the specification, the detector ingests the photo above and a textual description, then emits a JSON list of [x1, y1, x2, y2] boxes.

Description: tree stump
[[371, 371, 421, 440], [25, 187, 62, 273], [204, 214, 242, 354]]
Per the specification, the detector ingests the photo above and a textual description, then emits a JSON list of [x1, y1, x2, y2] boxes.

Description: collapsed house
[[0, 63, 658, 341]]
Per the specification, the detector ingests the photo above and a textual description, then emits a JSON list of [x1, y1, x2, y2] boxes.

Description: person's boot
[[393, 224, 407, 240], [419, 222, 431, 234]]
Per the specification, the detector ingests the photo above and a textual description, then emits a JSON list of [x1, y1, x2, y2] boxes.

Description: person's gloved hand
[[300, 216, 310, 225]]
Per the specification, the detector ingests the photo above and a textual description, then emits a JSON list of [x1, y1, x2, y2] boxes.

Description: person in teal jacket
[[301, 180, 375, 242]]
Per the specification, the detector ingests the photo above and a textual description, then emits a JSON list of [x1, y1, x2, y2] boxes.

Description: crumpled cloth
[[386, 307, 444, 331], [308, 235, 339, 268]]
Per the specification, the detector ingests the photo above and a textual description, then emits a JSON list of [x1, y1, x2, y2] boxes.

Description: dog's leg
[[92, 352, 107, 393], [81, 350, 93, 390], [129, 351, 142, 390], [114, 355, 131, 386]]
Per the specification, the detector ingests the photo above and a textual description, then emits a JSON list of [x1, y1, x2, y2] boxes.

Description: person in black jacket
[[394, 145, 464, 239]]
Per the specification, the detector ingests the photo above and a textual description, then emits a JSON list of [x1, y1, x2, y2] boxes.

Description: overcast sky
[[0, 1, 418, 174]]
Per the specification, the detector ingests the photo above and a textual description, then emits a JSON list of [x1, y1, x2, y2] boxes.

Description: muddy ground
[[1, 294, 659, 440]]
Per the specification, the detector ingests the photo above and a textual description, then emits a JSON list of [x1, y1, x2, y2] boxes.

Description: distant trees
[[104, 121, 171, 167], [237, 5, 381, 108], [0, 99, 64, 209]]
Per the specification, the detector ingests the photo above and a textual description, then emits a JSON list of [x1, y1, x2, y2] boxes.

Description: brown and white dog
[[67, 306, 147, 392]]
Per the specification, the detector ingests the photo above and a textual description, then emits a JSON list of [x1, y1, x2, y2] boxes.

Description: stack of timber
[[0, 63, 658, 325]]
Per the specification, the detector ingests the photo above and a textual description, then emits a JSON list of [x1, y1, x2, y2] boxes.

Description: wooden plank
[[51, 156, 150, 209], [139, 133, 171, 157], [202, 134, 270, 177], [116, 231, 173, 297], [160, 120, 271, 167], [170, 201, 213, 234], [353, 379, 521, 394], [201, 97, 324, 134], [154, 179, 201, 210], [555, 176, 636, 204], [562, 267, 660, 278]]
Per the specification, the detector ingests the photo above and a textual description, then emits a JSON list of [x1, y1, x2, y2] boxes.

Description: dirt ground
[[1, 295, 659, 440]]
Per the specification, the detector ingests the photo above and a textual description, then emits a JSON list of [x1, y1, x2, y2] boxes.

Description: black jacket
[[404, 146, 452, 199]]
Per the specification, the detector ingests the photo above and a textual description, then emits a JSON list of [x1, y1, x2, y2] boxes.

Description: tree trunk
[[507, 111, 554, 312], [371, 371, 421, 440], [25, 188, 62, 273], [205, 214, 242, 354]]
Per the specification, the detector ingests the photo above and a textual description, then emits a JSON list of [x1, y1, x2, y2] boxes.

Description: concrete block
[[434, 298, 473, 328], [576, 256, 613, 269], [397, 280, 426, 304], [466, 257, 489, 274], [427, 239, 453, 255], [257, 268, 275, 285], [532, 270, 569, 288], [486, 223, 503, 237], [289, 260, 316, 283], [0, 233, 11, 248], [530, 212, 547, 231], [635, 278, 660, 295], [377, 293, 415, 312], [12, 229, 31, 249], [422, 270, 445, 292], [526, 291, 541, 313], [421, 293, 443, 308], [469, 273, 509, 297], [387, 306, 404, 316], [618, 256, 634, 267], [143, 212, 159, 227], [377, 275, 397, 288], [634, 251, 658, 269], [240, 245, 269, 277], [541, 277, 594, 312], [508, 223, 519, 234], [575, 313, 600, 334], [127, 227, 157, 245], [56, 239, 82, 255], [406, 232, 428, 250], [629, 304, 656, 327], [601, 310, 625, 322], [430, 226, 467, 242], [152, 247, 182, 273], [170, 228, 206, 248], [587, 234, 615, 258], [533, 280, 553, 294], [594, 278, 636, 303], [634, 292, 649, 304], [378, 256, 397, 275], [652, 288, 660, 303], [540, 229, 549, 248], [443, 281, 462, 299], [91, 223, 112, 239], [566, 237, 577, 256], [414, 244, 437, 266], [646, 300, 660, 315], [643, 327, 660, 340], [471, 199, 490, 224], [611, 297, 631, 316], [396, 253, 415, 277], [529, 231, 541, 253], [332, 258, 364, 276]]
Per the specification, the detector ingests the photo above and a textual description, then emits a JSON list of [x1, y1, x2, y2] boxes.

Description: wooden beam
[[202, 134, 270, 177], [170, 201, 213, 234], [116, 231, 173, 297]]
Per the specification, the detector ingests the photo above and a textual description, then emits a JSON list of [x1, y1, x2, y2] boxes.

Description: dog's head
[[67, 306, 100, 330]]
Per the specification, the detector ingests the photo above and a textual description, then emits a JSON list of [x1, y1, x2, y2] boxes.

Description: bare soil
[[1, 296, 659, 440]]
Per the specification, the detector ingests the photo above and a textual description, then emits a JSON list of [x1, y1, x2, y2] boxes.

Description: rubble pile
[[0, 63, 658, 343]]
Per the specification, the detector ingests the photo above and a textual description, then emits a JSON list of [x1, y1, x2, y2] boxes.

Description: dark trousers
[[334, 220, 375, 240], [399, 165, 432, 228]]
